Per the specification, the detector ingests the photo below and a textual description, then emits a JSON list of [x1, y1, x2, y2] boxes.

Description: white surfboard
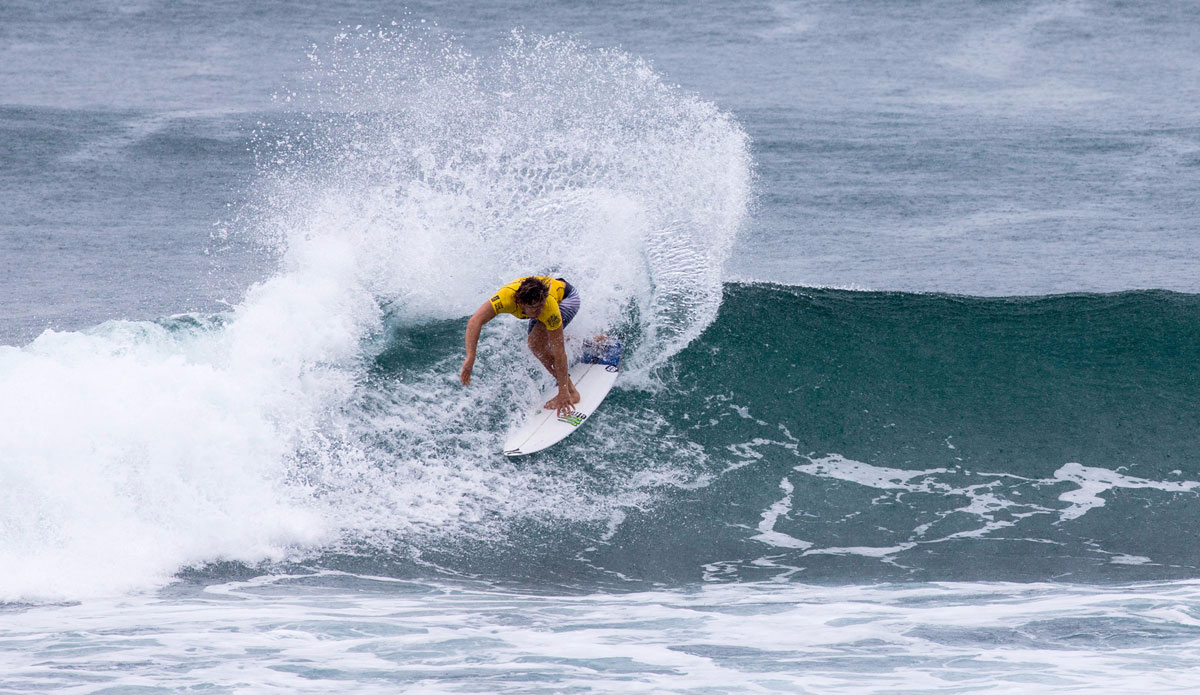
[[503, 338, 622, 457]]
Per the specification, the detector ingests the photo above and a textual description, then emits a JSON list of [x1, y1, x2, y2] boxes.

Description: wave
[[5, 282, 1198, 601], [0, 27, 750, 602], [345, 284, 1200, 588], [5, 26, 1198, 602]]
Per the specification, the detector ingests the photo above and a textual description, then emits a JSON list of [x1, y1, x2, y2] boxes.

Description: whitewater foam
[[716, 435, 1200, 571], [0, 322, 337, 601], [10, 575, 1200, 694], [1052, 462, 1200, 522]]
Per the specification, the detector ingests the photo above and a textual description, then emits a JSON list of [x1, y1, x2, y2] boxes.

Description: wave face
[[639, 284, 1200, 584], [328, 284, 1200, 589]]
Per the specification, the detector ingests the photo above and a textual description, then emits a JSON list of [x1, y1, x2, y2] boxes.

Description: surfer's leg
[[553, 287, 582, 400], [527, 323, 558, 374], [527, 323, 580, 400]]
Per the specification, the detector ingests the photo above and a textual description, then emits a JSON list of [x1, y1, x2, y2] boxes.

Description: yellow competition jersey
[[489, 276, 567, 330]]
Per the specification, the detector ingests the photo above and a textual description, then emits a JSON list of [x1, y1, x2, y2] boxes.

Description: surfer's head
[[515, 277, 549, 315]]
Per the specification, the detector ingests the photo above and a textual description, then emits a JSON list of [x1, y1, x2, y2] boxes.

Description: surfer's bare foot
[[545, 392, 571, 414], [568, 383, 581, 403]]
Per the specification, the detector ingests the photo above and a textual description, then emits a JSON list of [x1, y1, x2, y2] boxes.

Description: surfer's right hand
[[460, 358, 473, 386]]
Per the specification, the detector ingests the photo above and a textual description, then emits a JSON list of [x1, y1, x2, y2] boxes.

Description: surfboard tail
[[582, 338, 622, 366]]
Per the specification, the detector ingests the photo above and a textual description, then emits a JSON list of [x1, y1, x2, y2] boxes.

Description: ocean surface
[[3, 1, 1199, 692]]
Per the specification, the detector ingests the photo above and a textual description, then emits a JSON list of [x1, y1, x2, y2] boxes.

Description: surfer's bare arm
[[543, 326, 579, 414], [461, 302, 496, 386]]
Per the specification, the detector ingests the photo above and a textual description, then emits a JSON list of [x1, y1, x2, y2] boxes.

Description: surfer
[[460, 276, 582, 414]]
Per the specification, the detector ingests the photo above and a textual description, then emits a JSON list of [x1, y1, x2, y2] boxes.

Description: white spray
[[0, 27, 751, 602]]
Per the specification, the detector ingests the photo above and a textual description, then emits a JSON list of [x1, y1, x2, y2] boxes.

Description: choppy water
[[3, 1, 1199, 692], [7, 575, 1200, 694]]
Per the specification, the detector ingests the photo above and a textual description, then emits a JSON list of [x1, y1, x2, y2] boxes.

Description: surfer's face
[[518, 301, 544, 318]]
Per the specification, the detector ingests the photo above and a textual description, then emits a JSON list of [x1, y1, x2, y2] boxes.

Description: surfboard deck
[[503, 338, 622, 457]]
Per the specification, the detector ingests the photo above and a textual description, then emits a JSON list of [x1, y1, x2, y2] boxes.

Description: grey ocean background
[[5, 0, 1198, 342], [3, 2, 1200, 693]]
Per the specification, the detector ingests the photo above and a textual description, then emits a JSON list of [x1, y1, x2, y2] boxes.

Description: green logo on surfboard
[[557, 411, 587, 427]]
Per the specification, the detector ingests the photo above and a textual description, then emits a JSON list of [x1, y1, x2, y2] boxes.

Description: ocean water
[[3, 1, 1200, 692]]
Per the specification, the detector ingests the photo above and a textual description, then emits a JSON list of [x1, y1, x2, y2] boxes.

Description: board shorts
[[529, 278, 579, 334]]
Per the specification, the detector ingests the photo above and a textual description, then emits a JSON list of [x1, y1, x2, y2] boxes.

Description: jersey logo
[[546, 314, 561, 329], [490, 295, 502, 312]]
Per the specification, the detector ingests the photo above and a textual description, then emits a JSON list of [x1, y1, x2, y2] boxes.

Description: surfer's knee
[[527, 325, 548, 353]]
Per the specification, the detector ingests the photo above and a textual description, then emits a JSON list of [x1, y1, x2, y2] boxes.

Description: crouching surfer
[[460, 276, 581, 415]]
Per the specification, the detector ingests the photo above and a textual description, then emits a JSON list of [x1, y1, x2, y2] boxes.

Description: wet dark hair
[[514, 277, 549, 306]]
